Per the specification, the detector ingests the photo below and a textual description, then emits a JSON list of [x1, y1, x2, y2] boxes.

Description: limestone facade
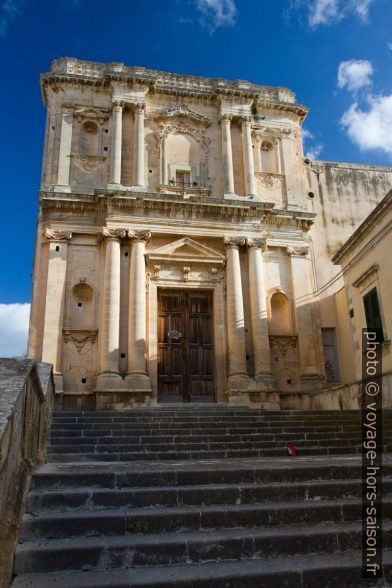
[[28, 58, 392, 409]]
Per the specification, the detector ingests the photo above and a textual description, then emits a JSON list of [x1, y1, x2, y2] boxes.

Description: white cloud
[[302, 128, 323, 159], [0, 0, 24, 37], [337, 59, 373, 93], [351, 0, 373, 21], [292, 0, 375, 28], [341, 94, 392, 156], [0, 303, 30, 357], [195, 0, 237, 32]]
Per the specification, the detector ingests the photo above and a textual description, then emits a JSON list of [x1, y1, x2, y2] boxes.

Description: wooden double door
[[158, 290, 215, 402]]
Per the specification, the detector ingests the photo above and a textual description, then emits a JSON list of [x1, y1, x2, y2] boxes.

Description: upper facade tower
[[40, 57, 309, 208]]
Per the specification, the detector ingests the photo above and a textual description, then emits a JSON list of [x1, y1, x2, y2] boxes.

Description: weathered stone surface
[[0, 359, 54, 588]]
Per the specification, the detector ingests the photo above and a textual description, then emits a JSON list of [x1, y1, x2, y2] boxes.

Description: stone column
[[96, 228, 126, 387], [220, 115, 235, 196], [247, 238, 275, 389], [241, 117, 256, 196], [110, 102, 123, 185], [126, 230, 151, 389], [289, 246, 323, 392], [224, 237, 248, 385], [133, 104, 146, 188], [253, 135, 262, 172], [280, 131, 296, 206], [56, 106, 74, 190], [161, 135, 168, 185], [41, 230, 72, 392]]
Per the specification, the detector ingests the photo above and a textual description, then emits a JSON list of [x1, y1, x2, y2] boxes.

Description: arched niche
[[260, 140, 278, 174], [270, 291, 292, 334], [80, 120, 99, 156], [70, 283, 94, 329]]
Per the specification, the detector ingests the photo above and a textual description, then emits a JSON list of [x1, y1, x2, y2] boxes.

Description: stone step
[[27, 477, 392, 512], [14, 521, 392, 574], [9, 549, 392, 588], [47, 438, 366, 453], [50, 414, 367, 423], [52, 408, 375, 415], [21, 497, 392, 539], [47, 442, 392, 461], [32, 458, 379, 490], [49, 424, 372, 435], [48, 430, 365, 441]]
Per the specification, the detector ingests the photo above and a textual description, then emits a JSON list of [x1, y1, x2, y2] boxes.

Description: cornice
[[39, 190, 315, 232], [40, 58, 308, 121]]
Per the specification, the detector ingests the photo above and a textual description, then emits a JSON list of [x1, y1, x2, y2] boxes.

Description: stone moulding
[[63, 329, 98, 352]]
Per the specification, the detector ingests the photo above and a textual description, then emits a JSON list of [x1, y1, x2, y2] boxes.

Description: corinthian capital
[[44, 229, 72, 242], [97, 228, 127, 242], [246, 237, 267, 249], [224, 236, 246, 248], [128, 229, 151, 243], [134, 103, 146, 116]]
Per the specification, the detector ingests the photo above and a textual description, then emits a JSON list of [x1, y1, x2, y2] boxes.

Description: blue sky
[[0, 0, 391, 354]]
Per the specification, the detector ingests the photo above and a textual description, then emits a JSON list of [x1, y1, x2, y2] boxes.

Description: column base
[[96, 371, 123, 389], [125, 372, 152, 391], [53, 185, 71, 193], [95, 389, 154, 410], [254, 372, 276, 391], [300, 374, 324, 393], [226, 374, 280, 409]]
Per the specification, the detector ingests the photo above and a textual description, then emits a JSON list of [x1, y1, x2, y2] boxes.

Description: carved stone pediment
[[154, 106, 210, 127], [63, 329, 98, 352], [146, 237, 225, 266], [74, 106, 109, 122]]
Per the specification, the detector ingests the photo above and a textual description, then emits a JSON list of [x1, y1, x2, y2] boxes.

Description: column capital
[[246, 237, 267, 249], [219, 113, 233, 124], [62, 104, 75, 115], [224, 236, 246, 249], [240, 116, 252, 126], [98, 228, 127, 242], [44, 229, 72, 242], [112, 100, 124, 111], [128, 229, 151, 243], [287, 245, 309, 257], [133, 103, 146, 116]]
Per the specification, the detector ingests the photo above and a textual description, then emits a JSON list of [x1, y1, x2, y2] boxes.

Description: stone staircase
[[10, 407, 392, 587]]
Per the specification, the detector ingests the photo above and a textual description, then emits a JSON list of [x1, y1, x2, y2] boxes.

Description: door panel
[[158, 290, 215, 402]]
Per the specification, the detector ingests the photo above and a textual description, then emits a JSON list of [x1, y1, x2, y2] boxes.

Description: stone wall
[[0, 359, 54, 588]]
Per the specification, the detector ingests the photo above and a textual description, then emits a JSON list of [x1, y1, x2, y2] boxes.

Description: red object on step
[[287, 443, 298, 457]]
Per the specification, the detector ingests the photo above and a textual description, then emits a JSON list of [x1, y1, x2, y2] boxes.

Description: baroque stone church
[[27, 57, 392, 410]]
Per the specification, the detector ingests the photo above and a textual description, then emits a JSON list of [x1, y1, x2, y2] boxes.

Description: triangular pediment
[[147, 237, 225, 263]]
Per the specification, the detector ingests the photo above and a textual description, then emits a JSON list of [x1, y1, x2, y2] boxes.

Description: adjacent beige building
[[27, 58, 392, 409]]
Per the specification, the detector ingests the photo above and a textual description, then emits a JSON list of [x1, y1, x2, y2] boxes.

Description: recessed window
[[287, 379, 292, 384], [78, 302, 83, 308], [121, 353, 126, 358], [124, 252, 129, 257], [55, 245, 60, 252], [176, 170, 191, 186], [308, 191, 316, 200], [104, 146, 108, 151], [81, 378, 87, 384], [304, 158, 311, 165], [363, 288, 384, 342]]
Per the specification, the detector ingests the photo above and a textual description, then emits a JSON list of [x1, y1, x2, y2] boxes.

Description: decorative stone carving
[[224, 237, 246, 248], [63, 329, 97, 352], [97, 228, 127, 242], [71, 154, 106, 173], [270, 335, 298, 357], [256, 172, 283, 190], [128, 229, 151, 243], [287, 246, 310, 257], [44, 229, 72, 242], [183, 266, 191, 281], [158, 121, 210, 155], [155, 105, 210, 127], [246, 238, 267, 249]]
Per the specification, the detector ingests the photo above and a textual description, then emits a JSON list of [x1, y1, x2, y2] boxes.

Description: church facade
[[27, 58, 392, 410]]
